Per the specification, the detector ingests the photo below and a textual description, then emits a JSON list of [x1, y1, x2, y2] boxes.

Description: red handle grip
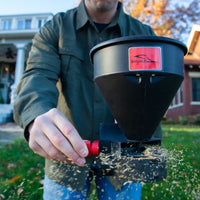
[[85, 140, 99, 157]]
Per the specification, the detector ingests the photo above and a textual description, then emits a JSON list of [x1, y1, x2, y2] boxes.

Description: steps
[[0, 104, 14, 124]]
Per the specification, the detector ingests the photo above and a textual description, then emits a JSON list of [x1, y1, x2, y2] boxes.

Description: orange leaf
[[10, 175, 21, 183]]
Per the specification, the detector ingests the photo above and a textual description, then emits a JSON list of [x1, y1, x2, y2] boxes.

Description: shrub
[[194, 114, 200, 125], [179, 114, 200, 125]]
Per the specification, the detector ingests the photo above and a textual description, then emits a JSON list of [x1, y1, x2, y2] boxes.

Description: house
[[166, 24, 200, 121], [0, 12, 199, 123], [0, 13, 53, 123]]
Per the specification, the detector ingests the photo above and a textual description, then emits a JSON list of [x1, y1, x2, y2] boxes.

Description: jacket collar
[[76, 0, 89, 30]]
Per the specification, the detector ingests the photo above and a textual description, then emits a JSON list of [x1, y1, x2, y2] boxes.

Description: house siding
[[166, 65, 200, 120]]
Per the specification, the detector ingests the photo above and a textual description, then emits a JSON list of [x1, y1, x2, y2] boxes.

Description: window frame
[[17, 18, 32, 30], [191, 77, 200, 104], [2, 19, 12, 30], [37, 18, 47, 29], [189, 72, 200, 105], [169, 84, 183, 109]]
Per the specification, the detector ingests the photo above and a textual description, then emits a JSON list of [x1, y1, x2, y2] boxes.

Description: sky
[[0, 0, 192, 16], [0, 0, 79, 15]]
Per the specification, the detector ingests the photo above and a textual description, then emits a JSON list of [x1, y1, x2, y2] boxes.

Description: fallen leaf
[[7, 163, 17, 170], [192, 161, 199, 166], [17, 188, 23, 196], [0, 172, 4, 176], [39, 179, 44, 185], [10, 175, 21, 183], [0, 194, 5, 198]]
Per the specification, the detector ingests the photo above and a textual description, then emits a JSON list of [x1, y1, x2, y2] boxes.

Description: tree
[[170, 0, 200, 42], [121, 0, 200, 42]]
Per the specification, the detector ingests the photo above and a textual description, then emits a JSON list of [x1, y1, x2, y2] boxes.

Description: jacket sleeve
[[13, 15, 62, 140]]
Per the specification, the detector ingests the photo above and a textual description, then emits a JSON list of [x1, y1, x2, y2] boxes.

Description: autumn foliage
[[121, 0, 200, 41]]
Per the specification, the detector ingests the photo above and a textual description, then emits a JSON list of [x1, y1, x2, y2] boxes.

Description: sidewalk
[[0, 122, 24, 147]]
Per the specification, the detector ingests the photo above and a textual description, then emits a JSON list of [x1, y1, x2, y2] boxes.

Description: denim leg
[[95, 176, 142, 200], [43, 175, 91, 200]]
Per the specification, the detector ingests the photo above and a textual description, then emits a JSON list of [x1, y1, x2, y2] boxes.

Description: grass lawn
[[142, 125, 200, 200], [0, 124, 199, 199]]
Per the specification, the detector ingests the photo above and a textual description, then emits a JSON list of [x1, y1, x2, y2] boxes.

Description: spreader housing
[[90, 36, 187, 141]]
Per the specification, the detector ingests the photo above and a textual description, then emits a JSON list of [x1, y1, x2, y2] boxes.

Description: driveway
[[0, 123, 23, 147]]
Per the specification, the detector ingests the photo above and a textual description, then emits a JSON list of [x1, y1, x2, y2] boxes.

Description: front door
[[0, 63, 14, 104]]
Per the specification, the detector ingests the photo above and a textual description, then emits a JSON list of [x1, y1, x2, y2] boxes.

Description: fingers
[[28, 108, 88, 166], [49, 109, 88, 158], [29, 139, 52, 160], [29, 127, 67, 162]]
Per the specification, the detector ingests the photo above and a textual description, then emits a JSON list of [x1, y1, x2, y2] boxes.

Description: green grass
[[142, 125, 200, 200], [0, 140, 44, 200], [0, 125, 199, 199]]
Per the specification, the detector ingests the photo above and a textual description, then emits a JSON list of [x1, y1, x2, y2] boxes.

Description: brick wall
[[166, 65, 200, 121]]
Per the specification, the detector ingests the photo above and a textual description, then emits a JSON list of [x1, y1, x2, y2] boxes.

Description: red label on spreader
[[129, 47, 161, 71]]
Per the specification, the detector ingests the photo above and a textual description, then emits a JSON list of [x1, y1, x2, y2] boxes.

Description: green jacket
[[14, 0, 159, 191]]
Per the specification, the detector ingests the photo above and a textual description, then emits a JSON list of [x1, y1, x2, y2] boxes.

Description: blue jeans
[[43, 175, 142, 200]]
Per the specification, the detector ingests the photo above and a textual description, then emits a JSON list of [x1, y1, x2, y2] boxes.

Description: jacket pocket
[[59, 46, 85, 82], [59, 45, 93, 82], [59, 46, 84, 71]]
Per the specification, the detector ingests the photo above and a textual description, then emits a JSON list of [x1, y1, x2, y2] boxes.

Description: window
[[17, 20, 23, 30], [2, 20, 12, 30], [192, 78, 200, 102], [169, 85, 183, 108], [38, 20, 42, 28], [189, 72, 200, 105], [25, 19, 31, 29], [17, 19, 32, 30], [38, 18, 47, 28]]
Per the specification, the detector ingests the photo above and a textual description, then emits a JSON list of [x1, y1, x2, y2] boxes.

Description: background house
[[0, 13, 199, 123], [0, 13, 53, 123], [166, 24, 200, 121]]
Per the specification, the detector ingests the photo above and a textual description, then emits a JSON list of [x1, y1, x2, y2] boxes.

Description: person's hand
[[28, 108, 88, 166]]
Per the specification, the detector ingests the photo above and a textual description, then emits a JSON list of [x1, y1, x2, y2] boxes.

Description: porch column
[[11, 43, 26, 103], [14, 43, 26, 85]]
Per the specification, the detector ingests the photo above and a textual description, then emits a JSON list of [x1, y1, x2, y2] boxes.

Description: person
[[14, 0, 161, 199]]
